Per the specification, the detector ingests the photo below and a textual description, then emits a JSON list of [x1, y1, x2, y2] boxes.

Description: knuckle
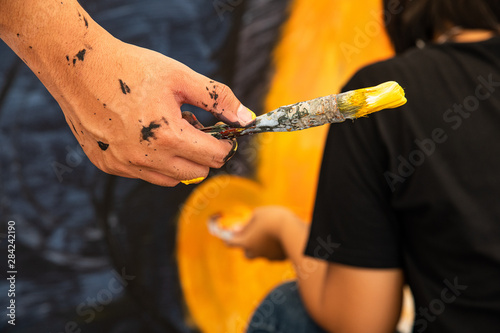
[[216, 84, 235, 106]]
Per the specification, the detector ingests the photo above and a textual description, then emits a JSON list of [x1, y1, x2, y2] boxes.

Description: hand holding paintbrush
[[200, 81, 406, 139]]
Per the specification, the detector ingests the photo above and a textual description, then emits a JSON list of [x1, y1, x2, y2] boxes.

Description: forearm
[[0, 0, 118, 109], [278, 216, 328, 325]]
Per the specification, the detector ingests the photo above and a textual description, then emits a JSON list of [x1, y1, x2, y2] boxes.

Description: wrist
[[270, 207, 302, 243]]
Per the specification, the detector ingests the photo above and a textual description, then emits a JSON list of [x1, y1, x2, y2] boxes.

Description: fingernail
[[181, 177, 206, 185], [237, 105, 256, 126], [223, 139, 238, 163]]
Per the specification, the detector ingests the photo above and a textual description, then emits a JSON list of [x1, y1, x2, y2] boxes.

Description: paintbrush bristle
[[338, 81, 406, 119]]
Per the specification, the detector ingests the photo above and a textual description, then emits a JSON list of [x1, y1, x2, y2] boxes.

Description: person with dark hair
[[225, 0, 500, 332]]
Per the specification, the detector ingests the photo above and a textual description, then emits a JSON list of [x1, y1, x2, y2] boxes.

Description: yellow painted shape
[[177, 176, 295, 333]]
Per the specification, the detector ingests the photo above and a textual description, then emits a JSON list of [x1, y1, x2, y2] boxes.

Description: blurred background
[[0, 0, 410, 332]]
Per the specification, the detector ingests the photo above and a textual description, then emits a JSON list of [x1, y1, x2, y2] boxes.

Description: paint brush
[[201, 81, 406, 139]]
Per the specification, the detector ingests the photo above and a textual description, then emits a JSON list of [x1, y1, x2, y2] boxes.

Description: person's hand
[[0, 0, 255, 187], [223, 206, 296, 260], [59, 40, 254, 186]]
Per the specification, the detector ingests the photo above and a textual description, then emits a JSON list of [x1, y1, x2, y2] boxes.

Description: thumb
[[177, 64, 256, 127]]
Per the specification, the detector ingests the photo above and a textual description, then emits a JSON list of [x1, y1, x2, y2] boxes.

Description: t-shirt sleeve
[[304, 68, 402, 268]]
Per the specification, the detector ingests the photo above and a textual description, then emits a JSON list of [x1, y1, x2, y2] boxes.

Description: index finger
[[174, 117, 238, 168]]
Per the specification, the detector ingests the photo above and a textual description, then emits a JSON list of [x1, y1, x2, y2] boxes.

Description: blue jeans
[[247, 281, 327, 333]]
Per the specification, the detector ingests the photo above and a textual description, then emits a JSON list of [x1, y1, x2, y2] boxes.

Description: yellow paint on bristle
[[354, 81, 407, 118]]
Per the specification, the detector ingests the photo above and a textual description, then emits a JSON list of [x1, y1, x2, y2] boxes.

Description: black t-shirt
[[305, 37, 500, 332]]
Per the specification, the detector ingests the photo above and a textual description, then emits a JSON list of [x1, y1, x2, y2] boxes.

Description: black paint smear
[[208, 85, 219, 102], [103, 103, 107, 108], [97, 141, 109, 151], [161, 117, 169, 125], [213, 102, 218, 109], [119, 79, 131, 94], [84, 16, 88, 28], [141, 122, 161, 142], [202, 102, 208, 108], [16, 33, 19, 38], [210, 80, 214, 83], [69, 119, 78, 136], [209, 91, 219, 100], [75, 49, 86, 61], [73, 59, 76, 66], [29, 46, 32, 49]]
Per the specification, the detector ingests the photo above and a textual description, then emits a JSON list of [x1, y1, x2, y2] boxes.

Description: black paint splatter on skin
[[84, 17, 88, 28], [69, 119, 79, 136], [209, 90, 219, 100], [202, 102, 208, 108], [97, 141, 109, 151], [103, 103, 107, 108], [141, 122, 161, 142], [67, 49, 87, 66], [16, 33, 20, 38], [119, 79, 131, 94], [76, 49, 86, 61], [207, 84, 219, 109]]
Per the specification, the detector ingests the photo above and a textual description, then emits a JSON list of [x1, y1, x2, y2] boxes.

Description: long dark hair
[[384, 0, 500, 53]]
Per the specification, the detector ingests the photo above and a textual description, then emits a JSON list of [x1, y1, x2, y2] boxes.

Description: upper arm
[[313, 263, 404, 333]]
